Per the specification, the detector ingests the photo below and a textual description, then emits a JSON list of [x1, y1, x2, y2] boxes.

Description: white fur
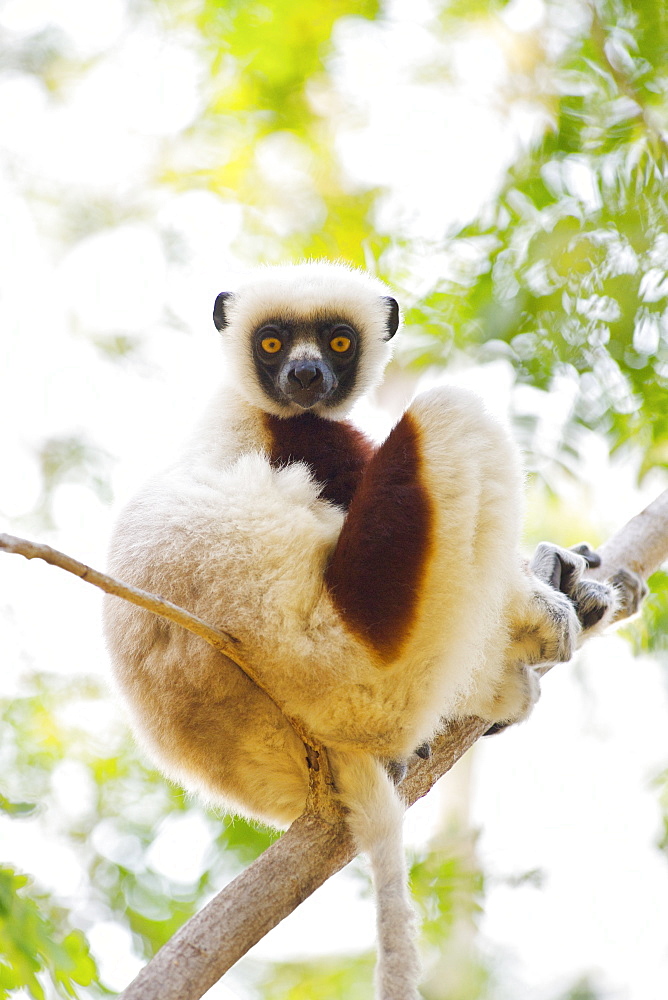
[[103, 263, 613, 998], [219, 261, 395, 419]]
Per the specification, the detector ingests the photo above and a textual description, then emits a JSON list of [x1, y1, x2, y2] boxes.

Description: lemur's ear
[[382, 296, 400, 340], [213, 292, 234, 331]]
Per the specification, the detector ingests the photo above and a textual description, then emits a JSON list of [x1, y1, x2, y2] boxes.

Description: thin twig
[[0, 533, 241, 652]]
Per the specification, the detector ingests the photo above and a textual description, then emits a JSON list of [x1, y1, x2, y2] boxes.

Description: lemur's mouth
[[285, 386, 333, 409], [287, 390, 326, 408], [280, 359, 337, 408]]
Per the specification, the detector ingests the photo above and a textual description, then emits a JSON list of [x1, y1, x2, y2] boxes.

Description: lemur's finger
[[531, 542, 586, 592], [570, 542, 602, 568]]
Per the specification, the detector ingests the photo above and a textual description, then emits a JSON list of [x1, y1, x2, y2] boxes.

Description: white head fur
[[213, 261, 399, 420]]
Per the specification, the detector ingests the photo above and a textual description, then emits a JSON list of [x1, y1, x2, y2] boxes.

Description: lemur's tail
[[332, 752, 421, 1000]]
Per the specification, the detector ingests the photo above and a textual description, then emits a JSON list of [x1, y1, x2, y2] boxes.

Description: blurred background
[[1, 0, 668, 997]]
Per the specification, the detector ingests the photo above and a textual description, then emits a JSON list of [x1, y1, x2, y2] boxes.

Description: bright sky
[[1, 1, 667, 999]]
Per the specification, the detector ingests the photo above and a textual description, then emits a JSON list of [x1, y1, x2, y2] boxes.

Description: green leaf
[[0, 867, 99, 1000], [621, 570, 668, 657], [0, 793, 38, 818]]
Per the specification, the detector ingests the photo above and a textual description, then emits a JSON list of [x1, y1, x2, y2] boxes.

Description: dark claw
[[414, 742, 431, 759]]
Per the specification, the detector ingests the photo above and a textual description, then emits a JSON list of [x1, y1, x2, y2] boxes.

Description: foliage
[[558, 979, 604, 1000], [408, 0, 668, 478], [410, 846, 483, 946], [177, 0, 387, 264], [195, 0, 380, 132], [0, 674, 277, 995], [621, 569, 668, 658], [0, 867, 98, 1000], [258, 952, 376, 1000], [27, 436, 114, 532], [655, 767, 668, 857], [1, 0, 668, 997]]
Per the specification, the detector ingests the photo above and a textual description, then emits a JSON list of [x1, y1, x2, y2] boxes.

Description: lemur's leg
[[325, 385, 522, 664], [324, 397, 432, 663], [325, 385, 539, 739]]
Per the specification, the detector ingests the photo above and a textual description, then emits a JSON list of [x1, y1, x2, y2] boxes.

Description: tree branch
[[586, 489, 668, 581], [2, 489, 667, 1000]]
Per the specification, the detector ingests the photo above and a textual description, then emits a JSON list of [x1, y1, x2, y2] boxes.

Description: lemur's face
[[250, 314, 360, 411], [213, 264, 399, 419]]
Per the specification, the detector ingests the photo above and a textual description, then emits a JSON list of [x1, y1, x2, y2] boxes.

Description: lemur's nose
[[290, 361, 323, 388]]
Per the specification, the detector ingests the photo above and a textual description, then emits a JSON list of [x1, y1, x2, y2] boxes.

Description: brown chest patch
[[263, 412, 375, 510], [324, 412, 432, 661]]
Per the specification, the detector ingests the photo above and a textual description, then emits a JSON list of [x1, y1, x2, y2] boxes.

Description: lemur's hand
[[530, 541, 618, 633]]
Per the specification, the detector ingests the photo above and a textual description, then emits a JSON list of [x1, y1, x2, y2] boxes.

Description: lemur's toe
[[570, 542, 602, 568], [571, 579, 615, 630], [385, 759, 408, 784], [610, 568, 648, 618]]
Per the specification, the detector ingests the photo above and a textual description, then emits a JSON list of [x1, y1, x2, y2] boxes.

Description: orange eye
[[330, 335, 351, 353], [261, 337, 282, 354]]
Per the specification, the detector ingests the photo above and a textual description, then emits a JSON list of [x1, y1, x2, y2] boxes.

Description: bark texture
[[588, 489, 668, 581]]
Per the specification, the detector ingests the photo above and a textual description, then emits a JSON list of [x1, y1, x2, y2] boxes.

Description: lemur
[[104, 262, 617, 1000]]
